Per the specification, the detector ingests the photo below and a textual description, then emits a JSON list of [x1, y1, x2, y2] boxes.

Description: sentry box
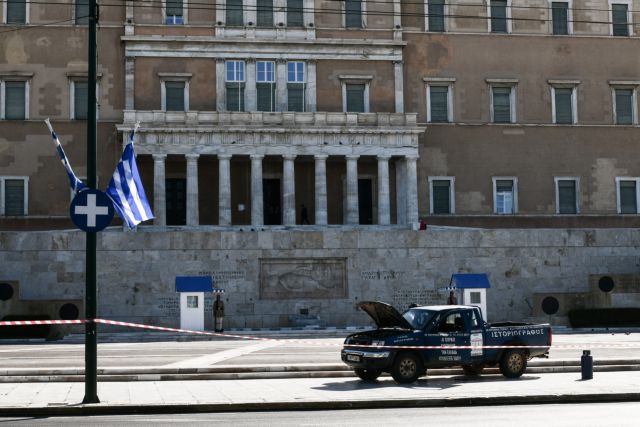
[[175, 276, 224, 331], [448, 273, 491, 321]]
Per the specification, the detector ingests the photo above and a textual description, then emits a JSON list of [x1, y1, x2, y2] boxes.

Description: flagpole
[[83, 0, 99, 404]]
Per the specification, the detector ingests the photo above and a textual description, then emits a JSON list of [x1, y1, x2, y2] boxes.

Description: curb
[[2, 393, 640, 417]]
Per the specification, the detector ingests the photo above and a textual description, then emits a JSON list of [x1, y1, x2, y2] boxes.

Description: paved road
[[2, 402, 640, 426], [1, 333, 639, 370]]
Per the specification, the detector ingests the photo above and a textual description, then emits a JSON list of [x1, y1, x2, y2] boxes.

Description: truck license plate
[[346, 354, 361, 362]]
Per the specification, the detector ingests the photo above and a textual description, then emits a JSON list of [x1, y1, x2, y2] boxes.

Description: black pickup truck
[[342, 301, 552, 383]]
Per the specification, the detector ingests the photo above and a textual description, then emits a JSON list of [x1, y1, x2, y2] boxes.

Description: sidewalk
[[1, 371, 639, 416]]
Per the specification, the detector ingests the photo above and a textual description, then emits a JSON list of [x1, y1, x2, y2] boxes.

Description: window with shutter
[[554, 88, 573, 124], [492, 87, 512, 123], [495, 179, 514, 214], [432, 180, 451, 214], [3, 179, 25, 216], [551, 2, 568, 35], [612, 4, 629, 36], [345, 84, 365, 112], [257, 0, 274, 27], [287, 62, 305, 112], [6, 0, 26, 24], [619, 180, 637, 213], [5, 82, 26, 120], [226, 61, 245, 111], [615, 89, 633, 124], [74, 81, 88, 120], [76, 0, 89, 25], [227, 0, 243, 26], [165, 81, 185, 111], [345, 0, 362, 29], [557, 180, 577, 214], [166, 0, 184, 24], [429, 86, 449, 122], [257, 61, 275, 112], [287, 0, 304, 27], [428, 0, 445, 32], [490, 0, 508, 33]]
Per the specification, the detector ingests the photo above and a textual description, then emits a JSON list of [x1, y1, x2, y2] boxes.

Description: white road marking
[[162, 340, 282, 368]]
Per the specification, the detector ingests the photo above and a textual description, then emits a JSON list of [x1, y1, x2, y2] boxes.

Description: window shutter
[[166, 0, 183, 16], [428, 0, 445, 32], [558, 180, 577, 214], [226, 0, 243, 26], [226, 84, 245, 111], [76, 0, 89, 25], [496, 180, 514, 214], [620, 181, 637, 213], [345, 0, 362, 29], [346, 84, 365, 112], [287, 0, 304, 27], [7, 0, 26, 24], [74, 81, 88, 120], [4, 179, 25, 216], [432, 180, 451, 214], [257, 0, 274, 27], [551, 2, 568, 35], [287, 83, 305, 112], [257, 83, 276, 112], [492, 87, 511, 123], [615, 89, 633, 125], [490, 0, 508, 33], [429, 86, 449, 122], [612, 4, 629, 36], [165, 81, 185, 111], [5, 82, 26, 120], [555, 88, 573, 124]]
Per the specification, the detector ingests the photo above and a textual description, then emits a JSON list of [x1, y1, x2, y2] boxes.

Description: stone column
[[276, 59, 287, 112], [246, 59, 257, 112], [185, 154, 200, 226], [394, 61, 404, 113], [125, 57, 135, 110], [306, 60, 317, 112], [152, 154, 167, 227], [396, 158, 406, 224], [377, 155, 391, 225], [283, 154, 296, 225], [345, 155, 360, 225], [250, 154, 264, 226], [218, 154, 232, 226], [216, 59, 226, 111], [314, 154, 328, 225], [406, 155, 419, 224]]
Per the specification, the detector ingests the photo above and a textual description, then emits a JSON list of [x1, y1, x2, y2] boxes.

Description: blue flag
[[106, 124, 154, 229], [45, 119, 87, 195]]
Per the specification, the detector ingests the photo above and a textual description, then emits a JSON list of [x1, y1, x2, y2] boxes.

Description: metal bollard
[[581, 350, 593, 380]]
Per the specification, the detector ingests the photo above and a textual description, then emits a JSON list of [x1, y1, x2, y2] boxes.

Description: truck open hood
[[357, 301, 414, 330]]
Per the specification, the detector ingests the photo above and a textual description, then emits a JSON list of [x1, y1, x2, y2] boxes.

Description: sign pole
[[83, 0, 99, 404]]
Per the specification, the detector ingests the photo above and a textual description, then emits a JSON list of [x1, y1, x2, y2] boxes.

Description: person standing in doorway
[[447, 291, 458, 305], [300, 204, 310, 225], [214, 294, 225, 333]]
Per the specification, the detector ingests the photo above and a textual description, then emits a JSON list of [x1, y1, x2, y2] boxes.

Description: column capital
[[185, 153, 200, 161], [283, 154, 297, 161], [250, 154, 264, 160], [152, 153, 167, 161], [345, 154, 360, 161], [405, 154, 419, 161], [377, 155, 392, 161], [216, 58, 225, 64], [217, 153, 232, 160], [276, 58, 287, 64], [314, 154, 328, 160]]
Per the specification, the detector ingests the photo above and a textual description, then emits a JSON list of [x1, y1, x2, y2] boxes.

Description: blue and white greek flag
[[106, 124, 154, 229], [45, 119, 87, 195]]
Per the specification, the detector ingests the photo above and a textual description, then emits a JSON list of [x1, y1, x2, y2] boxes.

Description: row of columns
[[152, 153, 418, 227]]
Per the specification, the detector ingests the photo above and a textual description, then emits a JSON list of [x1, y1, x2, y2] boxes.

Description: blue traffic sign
[[70, 189, 114, 232]]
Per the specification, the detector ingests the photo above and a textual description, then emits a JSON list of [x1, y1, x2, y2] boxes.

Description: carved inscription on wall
[[360, 270, 404, 280], [260, 258, 347, 300], [197, 270, 245, 286], [157, 296, 180, 317], [392, 289, 443, 311]]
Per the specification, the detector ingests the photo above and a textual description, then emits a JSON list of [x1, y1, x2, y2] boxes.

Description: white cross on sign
[[75, 193, 109, 227]]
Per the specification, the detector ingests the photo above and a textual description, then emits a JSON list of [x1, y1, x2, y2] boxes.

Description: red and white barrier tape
[[1, 318, 639, 350]]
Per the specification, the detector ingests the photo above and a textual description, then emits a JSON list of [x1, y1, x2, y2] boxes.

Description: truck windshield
[[403, 309, 438, 330]]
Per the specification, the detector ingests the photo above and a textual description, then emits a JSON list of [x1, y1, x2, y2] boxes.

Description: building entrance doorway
[[263, 178, 281, 225], [166, 178, 186, 225], [358, 178, 373, 224]]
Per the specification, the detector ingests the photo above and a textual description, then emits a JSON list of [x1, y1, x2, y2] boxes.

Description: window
[[165, 0, 184, 24], [287, 61, 305, 112], [256, 61, 276, 112], [491, 86, 515, 123], [165, 81, 186, 111], [617, 178, 639, 214], [226, 61, 245, 111], [257, 0, 273, 27], [1, 80, 29, 120], [493, 177, 517, 214], [345, 84, 365, 112], [610, 2, 631, 36], [1, 177, 28, 216], [71, 80, 88, 120], [75, 0, 89, 25], [345, 0, 363, 29], [428, 85, 451, 123], [550, 83, 577, 124], [427, 0, 445, 32], [489, 0, 510, 33], [555, 178, 579, 214], [287, 0, 304, 27], [5, 0, 27, 24], [613, 87, 636, 124], [551, 1, 570, 35], [187, 295, 199, 308], [429, 177, 455, 214], [470, 291, 482, 305], [226, 0, 243, 26]]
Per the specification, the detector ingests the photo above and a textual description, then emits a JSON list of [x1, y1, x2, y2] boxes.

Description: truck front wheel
[[354, 368, 382, 382], [391, 352, 422, 384], [499, 349, 527, 378]]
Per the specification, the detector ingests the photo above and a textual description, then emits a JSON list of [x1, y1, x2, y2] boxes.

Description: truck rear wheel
[[462, 363, 485, 376], [354, 368, 382, 382], [391, 352, 422, 384], [499, 349, 527, 378]]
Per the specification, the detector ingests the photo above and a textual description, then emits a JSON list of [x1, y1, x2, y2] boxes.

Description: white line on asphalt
[[161, 341, 283, 369]]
